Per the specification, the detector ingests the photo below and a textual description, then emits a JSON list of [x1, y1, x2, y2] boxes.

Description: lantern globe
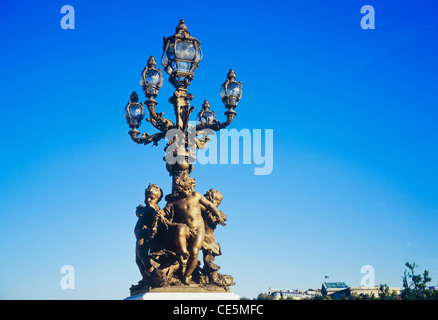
[[220, 69, 243, 108], [140, 56, 163, 98], [161, 19, 202, 88]]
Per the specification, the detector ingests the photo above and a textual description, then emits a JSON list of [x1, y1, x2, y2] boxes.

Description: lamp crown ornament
[[202, 100, 210, 110], [175, 19, 190, 36], [147, 55, 157, 68], [130, 91, 139, 103], [227, 69, 236, 81]]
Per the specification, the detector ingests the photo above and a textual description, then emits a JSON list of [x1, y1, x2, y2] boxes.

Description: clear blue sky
[[1, 0, 437, 299]]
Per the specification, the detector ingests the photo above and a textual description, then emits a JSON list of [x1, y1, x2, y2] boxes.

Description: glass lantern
[[124, 91, 145, 128], [140, 56, 163, 98], [196, 100, 216, 125], [220, 69, 242, 108], [161, 19, 202, 88]]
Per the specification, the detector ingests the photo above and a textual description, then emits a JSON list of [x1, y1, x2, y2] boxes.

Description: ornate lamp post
[[124, 19, 242, 192], [124, 19, 242, 295]]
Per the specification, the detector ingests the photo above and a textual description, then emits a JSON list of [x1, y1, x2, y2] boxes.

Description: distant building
[[349, 286, 400, 297], [305, 289, 321, 297], [268, 288, 321, 300], [321, 282, 401, 298], [321, 282, 349, 299], [268, 282, 403, 300]]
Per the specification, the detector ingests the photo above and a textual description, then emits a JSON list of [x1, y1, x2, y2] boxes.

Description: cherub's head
[[145, 183, 163, 205], [174, 173, 196, 197], [204, 189, 223, 207]]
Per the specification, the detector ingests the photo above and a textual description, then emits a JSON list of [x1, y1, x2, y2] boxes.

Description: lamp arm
[[144, 98, 175, 133], [195, 108, 237, 132], [221, 108, 237, 129], [128, 129, 166, 146]]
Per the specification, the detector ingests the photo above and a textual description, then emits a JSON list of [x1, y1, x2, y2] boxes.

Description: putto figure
[[158, 173, 225, 284], [202, 189, 226, 278], [132, 183, 162, 289]]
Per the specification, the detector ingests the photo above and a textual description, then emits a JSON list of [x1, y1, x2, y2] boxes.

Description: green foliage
[[312, 294, 333, 300], [255, 292, 275, 300], [348, 293, 377, 300], [378, 284, 400, 300], [401, 262, 438, 300]]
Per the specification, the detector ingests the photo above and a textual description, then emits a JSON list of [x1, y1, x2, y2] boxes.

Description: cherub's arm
[[155, 203, 184, 228], [199, 195, 226, 226], [135, 204, 144, 218], [155, 204, 172, 228]]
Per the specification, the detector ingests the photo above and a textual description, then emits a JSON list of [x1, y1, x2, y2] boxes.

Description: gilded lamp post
[[124, 20, 242, 295], [124, 19, 242, 193]]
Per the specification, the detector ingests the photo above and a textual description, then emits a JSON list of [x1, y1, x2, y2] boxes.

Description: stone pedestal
[[126, 284, 239, 300], [126, 292, 240, 300]]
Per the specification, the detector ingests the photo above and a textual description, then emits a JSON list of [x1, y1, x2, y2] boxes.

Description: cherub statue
[[201, 189, 227, 279], [156, 173, 225, 284], [133, 183, 163, 288]]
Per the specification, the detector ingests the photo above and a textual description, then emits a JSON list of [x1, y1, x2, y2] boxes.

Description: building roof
[[323, 282, 348, 289]]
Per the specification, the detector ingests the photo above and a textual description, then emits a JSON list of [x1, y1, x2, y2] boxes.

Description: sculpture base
[[130, 283, 231, 297], [126, 291, 240, 300]]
